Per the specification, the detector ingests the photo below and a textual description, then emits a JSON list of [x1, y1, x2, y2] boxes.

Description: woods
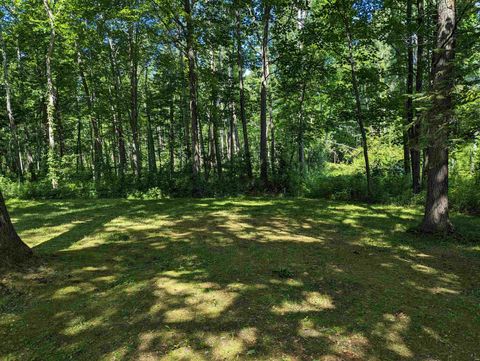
[[1, 1, 480, 358], [0, 0, 478, 226]]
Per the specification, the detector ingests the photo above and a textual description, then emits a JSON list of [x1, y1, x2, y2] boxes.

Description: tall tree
[[420, 0, 456, 233], [77, 46, 103, 186], [343, 13, 372, 198], [43, 0, 59, 189], [0, 24, 23, 180], [234, 3, 253, 179], [411, 0, 425, 194], [404, 0, 414, 175], [128, 19, 142, 179], [184, 0, 202, 187], [107, 36, 127, 187], [260, 1, 271, 186]]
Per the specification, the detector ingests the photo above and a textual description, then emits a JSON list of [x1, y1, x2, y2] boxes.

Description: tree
[[420, 0, 456, 233], [43, 0, 59, 189], [342, 8, 372, 198], [0, 23, 23, 181], [260, 1, 271, 186], [404, 0, 414, 175], [184, 0, 202, 188], [0, 191, 32, 264], [234, 3, 253, 180], [411, 0, 425, 194]]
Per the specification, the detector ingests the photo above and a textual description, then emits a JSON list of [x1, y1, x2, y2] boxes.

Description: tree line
[[1, 0, 479, 263]]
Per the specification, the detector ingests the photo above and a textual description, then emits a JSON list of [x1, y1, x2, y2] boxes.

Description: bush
[[451, 177, 480, 214]]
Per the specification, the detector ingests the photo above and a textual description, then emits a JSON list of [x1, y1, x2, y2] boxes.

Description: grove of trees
[[0, 0, 479, 261]]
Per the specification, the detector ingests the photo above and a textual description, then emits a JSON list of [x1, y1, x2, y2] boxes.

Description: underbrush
[[1, 163, 478, 214]]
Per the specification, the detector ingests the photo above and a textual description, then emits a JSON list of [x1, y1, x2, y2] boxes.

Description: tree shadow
[[1, 198, 479, 360]]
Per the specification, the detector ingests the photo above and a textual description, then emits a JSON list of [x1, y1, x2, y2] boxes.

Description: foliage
[[0, 0, 478, 213]]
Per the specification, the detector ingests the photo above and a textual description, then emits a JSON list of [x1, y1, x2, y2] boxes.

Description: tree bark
[[0, 191, 32, 265], [420, 0, 455, 233]]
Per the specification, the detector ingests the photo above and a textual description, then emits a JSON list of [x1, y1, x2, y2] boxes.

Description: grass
[[1, 197, 479, 361]]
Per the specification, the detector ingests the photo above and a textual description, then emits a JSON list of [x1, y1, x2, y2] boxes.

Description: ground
[[1, 198, 479, 361]]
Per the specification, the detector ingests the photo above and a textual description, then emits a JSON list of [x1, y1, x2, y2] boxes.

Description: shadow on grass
[[1, 198, 479, 360]]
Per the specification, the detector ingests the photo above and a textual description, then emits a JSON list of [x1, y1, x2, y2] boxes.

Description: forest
[[1, 0, 480, 360]]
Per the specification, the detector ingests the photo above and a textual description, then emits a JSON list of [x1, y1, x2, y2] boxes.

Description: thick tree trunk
[[43, 0, 58, 189], [260, 3, 271, 186], [420, 0, 455, 233], [0, 191, 32, 265], [235, 6, 253, 179]]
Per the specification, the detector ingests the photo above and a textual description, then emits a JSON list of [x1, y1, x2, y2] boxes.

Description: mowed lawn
[[1, 198, 479, 361]]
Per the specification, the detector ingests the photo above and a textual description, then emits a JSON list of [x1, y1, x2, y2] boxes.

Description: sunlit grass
[[1, 198, 479, 360]]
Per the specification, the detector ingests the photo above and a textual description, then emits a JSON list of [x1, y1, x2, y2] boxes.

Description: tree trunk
[[77, 48, 103, 186], [345, 19, 372, 198], [420, 0, 455, 233], [128, 23, 142, 179], [268, 91, 275, 177], [404, 0, 414, 175], [0, 27, 23, 181], [169, 101, 175, 178], [43, 0, 58, 189], [107, 36, 127, 185], [411, 0, 424, 194], [184, 0, 201, 188], [235, 6, 253, 179], [144, 68, 157, 180], [75, 98, 84, 172], [260, 3, 271, 186], [298, 82, 307, 173], [0, 191, 32, 265]]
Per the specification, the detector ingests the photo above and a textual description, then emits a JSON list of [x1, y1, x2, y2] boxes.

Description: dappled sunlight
[[272, 291, 335, 315], [2, 198, 480, 360], [373, 313, 413, 358], [152, 277, 237, 322]]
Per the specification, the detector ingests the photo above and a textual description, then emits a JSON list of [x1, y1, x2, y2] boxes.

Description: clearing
[[1, 198, 479, 360]]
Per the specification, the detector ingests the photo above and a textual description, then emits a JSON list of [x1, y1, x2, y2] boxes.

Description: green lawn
[[1, 198, 479, 361]]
